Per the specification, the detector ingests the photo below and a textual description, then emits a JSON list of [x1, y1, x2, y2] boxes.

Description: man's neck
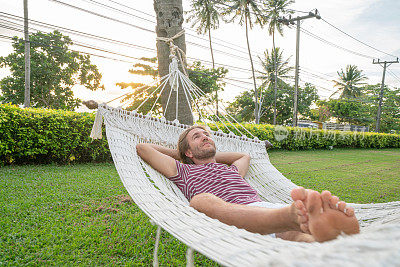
[[193, 157, 216, 165]]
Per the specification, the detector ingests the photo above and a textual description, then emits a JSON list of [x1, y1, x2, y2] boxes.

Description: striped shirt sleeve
[[168, 160, 189, 191]]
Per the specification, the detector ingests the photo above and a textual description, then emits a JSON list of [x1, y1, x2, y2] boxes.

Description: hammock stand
[[90, 38, 400, 266]]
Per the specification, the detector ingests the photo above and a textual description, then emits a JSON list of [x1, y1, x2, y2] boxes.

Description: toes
[[306, 191, 322, 216], [338, 201, 346, 212], [291, 187, 306, 202], [321, 191, 332, 211], [295, 200, 307, 220], [294, 200, 306, 212], [345, 206, 355, 217], [330, 196, 339, 209], [300, 222, 310, 234]]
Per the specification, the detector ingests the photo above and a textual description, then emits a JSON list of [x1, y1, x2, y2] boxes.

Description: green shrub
[[1, 104, 399, 165], [208, 123, 400, 150], [0, 104, 111, 165]]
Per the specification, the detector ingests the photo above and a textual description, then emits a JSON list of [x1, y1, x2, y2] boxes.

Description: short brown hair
[[178, 125, 210, 164]]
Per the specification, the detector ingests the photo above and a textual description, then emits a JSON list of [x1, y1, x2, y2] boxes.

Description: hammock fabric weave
[[91, 104, 400, 266]]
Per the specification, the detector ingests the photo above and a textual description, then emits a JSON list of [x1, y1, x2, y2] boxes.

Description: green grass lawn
[[1, 148, 399, 266]]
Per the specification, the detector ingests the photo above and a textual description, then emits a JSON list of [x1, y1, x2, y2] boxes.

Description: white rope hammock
[[90, 37, 400, 266]]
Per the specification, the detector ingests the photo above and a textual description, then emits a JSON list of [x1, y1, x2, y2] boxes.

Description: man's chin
[[194, 149, 216, 160]]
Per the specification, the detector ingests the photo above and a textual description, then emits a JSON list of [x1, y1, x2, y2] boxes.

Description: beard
[[191, 142, 216, 160]]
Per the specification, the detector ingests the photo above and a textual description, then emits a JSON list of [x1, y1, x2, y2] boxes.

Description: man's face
[[185, 128, 216, 161]]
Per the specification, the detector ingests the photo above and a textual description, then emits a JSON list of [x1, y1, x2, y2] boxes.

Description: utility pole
[[279, 10, 321, 126], [373, 58, 399, 132], [23, 0, 30, 108]]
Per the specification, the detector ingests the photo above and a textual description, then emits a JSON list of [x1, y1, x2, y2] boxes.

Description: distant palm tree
[[222, 0, 265, 123], [332, 65, 367, 99], [258, 47, 293, 90], [186, 0, 222, 115], [263, 0, 294, 124]]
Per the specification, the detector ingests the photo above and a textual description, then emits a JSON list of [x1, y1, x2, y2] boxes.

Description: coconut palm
[[263, 0, 294, 124], [186, 0, 222, 115], [222, 0, 266, 123], [258, 47, 293, 90], [331, 65, 367, 99]]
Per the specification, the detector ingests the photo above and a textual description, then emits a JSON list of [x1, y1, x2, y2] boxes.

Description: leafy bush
[[1, 104, 399, 165], [0, 104, 110, 165], [208, 123, 400, 150]]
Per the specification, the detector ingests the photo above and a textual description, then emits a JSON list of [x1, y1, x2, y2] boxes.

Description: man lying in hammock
[[136, 125, 360, 242]]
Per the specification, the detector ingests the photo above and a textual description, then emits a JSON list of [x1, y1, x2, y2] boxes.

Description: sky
[[0, 0, 399, 112]]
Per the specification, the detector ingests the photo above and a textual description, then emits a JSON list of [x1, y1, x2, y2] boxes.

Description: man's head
[[178, 125, 216, 164]]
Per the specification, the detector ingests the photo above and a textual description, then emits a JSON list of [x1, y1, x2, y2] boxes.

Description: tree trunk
[[208, 28, 218, 117], [24, 0, 30, 108], [245, 13, 259, 124], [273, 29, 277, 125], [154, 0, 193, 125]]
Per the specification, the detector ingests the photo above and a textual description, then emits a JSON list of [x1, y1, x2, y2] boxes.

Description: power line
[[298, 26, 374, 60], [0, 22, 148, 62], [300, 69, 336, 83], [2, 34, 393, 110], [109, 0, 265, 56], [321, 18, 398, 59], [48, 0, 155, 34], [45, 0, 261, 63], [301, 66, 338, 80], [0, 16, 156, 54], [0, 34, 137, 64], [387, 69, 400, 84], [1, 25, 260, 90], [0, 15, 259, 76], [64, 0, 265, 59]]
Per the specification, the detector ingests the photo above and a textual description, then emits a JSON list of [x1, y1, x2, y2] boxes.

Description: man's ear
[[185, 149, 193, 159]]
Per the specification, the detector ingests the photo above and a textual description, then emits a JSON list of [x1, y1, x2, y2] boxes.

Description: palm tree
[[258, 47, 293, 90], [186, 0, 222, 115], [222, 0, 265, 123], [263, 0, 294, 124], [331, 65, 367, 99], [257, 47, 293, 120]]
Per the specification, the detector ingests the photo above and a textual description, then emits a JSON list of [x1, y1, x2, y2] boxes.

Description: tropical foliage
[[257, 47, 293, 91], [116, 58, 227, 115], [227, 82, 319, 124], [332, 65, 367, 99], [1, 103, 399, 165], [311, 83, 400, 132], [262, 0, 294, 123], [186, 0, 221, 68], [0, 31, 104, 110], [221, 0, 267, 123]]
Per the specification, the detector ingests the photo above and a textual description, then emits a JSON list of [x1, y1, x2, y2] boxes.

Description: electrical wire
[[321, 18, 398, 59], [387, 69, 400, 84], [0, 16, 260, 76], [62, 0, 266, 58], [47, 0, 263, 63], [298, 26, 374, 60]]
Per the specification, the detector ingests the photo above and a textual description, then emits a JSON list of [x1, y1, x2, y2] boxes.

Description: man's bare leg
[[189, 188, 308, 235], [189, 188, 359, 242]]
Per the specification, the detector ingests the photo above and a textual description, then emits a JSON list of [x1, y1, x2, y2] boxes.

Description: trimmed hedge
[[208, 123, 400, 150], [0, 104, 111, 165], [1, 104, 399, 165]]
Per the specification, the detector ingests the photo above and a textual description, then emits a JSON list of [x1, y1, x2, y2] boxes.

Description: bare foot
[[306, 190, 359, 242], [290, 187, 310, 233], [276, 231, 315, 243]]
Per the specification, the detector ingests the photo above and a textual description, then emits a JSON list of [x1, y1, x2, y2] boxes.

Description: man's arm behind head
[[216, 152, 251, 178], [136, 143, 179, 178]]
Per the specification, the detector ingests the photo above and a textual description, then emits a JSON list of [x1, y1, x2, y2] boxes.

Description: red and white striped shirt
[[169, 160, 262, 205]]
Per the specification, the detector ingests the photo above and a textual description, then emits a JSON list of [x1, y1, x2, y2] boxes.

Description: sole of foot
[[307, 191, 360, 242]]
